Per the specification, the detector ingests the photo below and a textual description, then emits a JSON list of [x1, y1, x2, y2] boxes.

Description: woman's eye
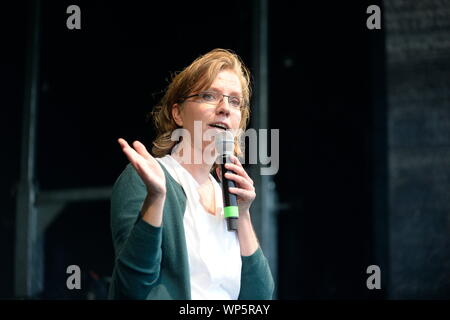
[[229, 97, 241, 107], [201, 93, 216, 101]]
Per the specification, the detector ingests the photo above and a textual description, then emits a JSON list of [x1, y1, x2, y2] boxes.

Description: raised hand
[[118, 138, 166, 198]]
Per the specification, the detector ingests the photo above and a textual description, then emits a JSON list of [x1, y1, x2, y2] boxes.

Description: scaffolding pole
[[15, 0, 42, 298], [251, 0, 278, 297]]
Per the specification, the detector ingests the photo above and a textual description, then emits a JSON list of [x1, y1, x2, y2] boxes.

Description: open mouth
[[209, 123, 228, 130]]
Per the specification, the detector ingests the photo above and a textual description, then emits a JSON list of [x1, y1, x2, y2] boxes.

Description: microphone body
[[215, 130, 239, 231], [219, 154, 239, 231]]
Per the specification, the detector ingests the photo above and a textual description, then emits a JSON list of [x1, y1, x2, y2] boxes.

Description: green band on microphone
[[224, 206, 239, 219]]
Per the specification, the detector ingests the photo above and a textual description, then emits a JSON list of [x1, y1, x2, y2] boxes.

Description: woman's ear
[[172, 103, 183, 127]]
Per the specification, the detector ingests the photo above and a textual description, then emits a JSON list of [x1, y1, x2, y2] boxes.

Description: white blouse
[[156, 154, 242, 300]]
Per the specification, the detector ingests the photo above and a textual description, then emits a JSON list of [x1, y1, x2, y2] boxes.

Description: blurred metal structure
[[15, 0, 42, 298], [385, 0, 450, 298], [15, 0, 112, 299], [250, 0, 279, 297]]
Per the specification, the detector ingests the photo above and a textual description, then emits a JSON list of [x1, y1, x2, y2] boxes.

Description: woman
[[109, 48, 274, 300]]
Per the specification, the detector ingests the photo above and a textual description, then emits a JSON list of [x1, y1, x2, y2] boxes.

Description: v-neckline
[[197, 176, 217, 216], [164, 155, 219, 216]]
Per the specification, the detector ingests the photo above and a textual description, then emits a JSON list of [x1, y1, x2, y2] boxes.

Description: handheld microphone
[[215, 130, 239, 231]]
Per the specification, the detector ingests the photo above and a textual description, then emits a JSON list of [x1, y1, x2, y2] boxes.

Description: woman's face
[[172, 69, 243, 152]]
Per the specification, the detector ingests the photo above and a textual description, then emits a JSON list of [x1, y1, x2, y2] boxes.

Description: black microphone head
[[215, 130, 234, 156]]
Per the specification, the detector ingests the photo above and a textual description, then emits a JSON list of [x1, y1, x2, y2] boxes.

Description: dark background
[[1, 0, 449, 299]]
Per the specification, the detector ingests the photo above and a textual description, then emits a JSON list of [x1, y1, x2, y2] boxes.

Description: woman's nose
[[216, 97, 231, 115]]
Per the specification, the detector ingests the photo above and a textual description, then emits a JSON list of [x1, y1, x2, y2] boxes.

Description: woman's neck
[[171, 142, 212, 185], [180, 162, 211, 185]]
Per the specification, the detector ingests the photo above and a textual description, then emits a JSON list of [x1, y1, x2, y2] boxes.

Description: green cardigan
[[108, 163, 274, 300]]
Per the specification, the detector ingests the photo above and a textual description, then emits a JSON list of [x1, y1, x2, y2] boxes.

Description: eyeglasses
[[181, 91, 244, 110]]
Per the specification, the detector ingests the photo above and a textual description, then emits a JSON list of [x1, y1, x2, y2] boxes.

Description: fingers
[[118, 138, 130, 149], [224, 162, 254, 186], [118, 138, 153, 160], [228, 186, 255, 200], [132, 140, 153, 160], [230, 155, 243, 167], [225, 171, 253, 190], [118, 138, 140, 163], [226, 156, 256, 208]]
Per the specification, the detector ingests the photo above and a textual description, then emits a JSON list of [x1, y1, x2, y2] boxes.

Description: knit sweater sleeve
[[238, 247, 275, 300], [109, 164, 163, 299]]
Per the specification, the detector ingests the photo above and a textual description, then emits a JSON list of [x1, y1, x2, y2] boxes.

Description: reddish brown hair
[[150, 48, 251, 158]]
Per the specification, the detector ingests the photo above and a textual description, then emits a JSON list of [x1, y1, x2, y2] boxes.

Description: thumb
[[215, 166, 222, 183]]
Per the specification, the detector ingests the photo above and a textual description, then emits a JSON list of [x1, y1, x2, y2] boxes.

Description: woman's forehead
[[208, 70, 243, 94]]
